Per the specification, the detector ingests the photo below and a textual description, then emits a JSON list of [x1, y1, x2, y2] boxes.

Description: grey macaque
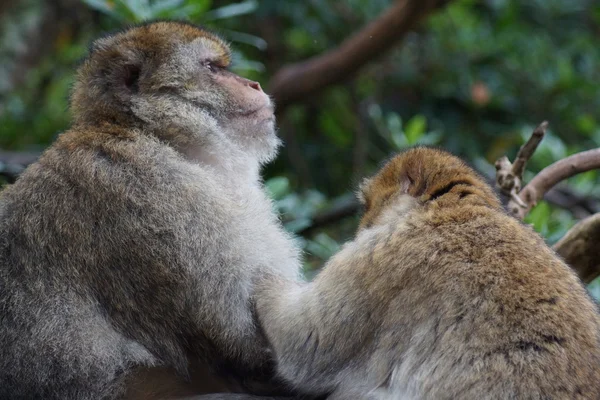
[[0, 21, 309, 400]]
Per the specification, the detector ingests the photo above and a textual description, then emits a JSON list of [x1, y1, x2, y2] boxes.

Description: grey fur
[[0, 21, 306, 399]]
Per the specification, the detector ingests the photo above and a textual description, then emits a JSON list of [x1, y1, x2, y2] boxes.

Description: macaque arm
[[256, 233, 377, 394]]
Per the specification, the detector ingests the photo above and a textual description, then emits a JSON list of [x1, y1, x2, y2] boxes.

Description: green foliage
[[81, 0, 211, 22], [524, 201, 575, 244], [1, 0, 599, 295]]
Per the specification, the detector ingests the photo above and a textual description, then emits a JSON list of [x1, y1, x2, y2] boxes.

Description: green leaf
[[265, 177, 290, 200], [284, 218, 311, 233], [524, 201, 551, 236], [203, 0, 257, 21], [404, 115, 427, 145], [305, 233, 340, 260], [576, 114, 597, 135], [223, 30, 267, 50], [386, 113, 405, 150], [80, 0, 122, 19], [390, 130, 406, 150], [285, 28, 314, 51], [114, 0, 151, 22], [149, 0, 185, 15]]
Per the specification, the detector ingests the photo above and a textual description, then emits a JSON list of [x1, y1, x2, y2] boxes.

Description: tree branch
[[553, 214, 600, 284], [495, 123, 600, 282], [298, 197, 360, 237], [510, 148, 600, 219], [268, 0, 453, 112], [0, 150, 41, 182], [511, 121, 547, 178], [0, 150, 42, 166], [495, 121, 547, 212]]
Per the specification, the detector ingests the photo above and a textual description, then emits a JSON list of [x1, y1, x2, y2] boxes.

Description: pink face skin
[[213, 71, 275, 123], [206, 66, 279, 164]]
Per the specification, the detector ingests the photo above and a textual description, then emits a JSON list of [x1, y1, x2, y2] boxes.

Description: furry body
[[0, 22, 302, 400], [257, 148, 600, 399]]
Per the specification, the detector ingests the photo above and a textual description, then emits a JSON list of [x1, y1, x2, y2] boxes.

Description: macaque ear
[[399, 169, 426, 198], [89, 37, 142, 94], [398, 172, 413, 195], [123, 64, 141, 92]]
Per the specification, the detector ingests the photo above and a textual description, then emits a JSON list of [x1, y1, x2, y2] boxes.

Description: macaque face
[[153, 31, 277, 159], [73, 22, 278, 164]]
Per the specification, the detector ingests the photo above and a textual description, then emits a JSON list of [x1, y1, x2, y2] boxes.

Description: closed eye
[[203, 61, 217, 73], [203, 60, 226, 73]]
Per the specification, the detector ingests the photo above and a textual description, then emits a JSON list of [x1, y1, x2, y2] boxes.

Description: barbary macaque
[[0, 21, 307, 400], [256, 147, 600, 399]]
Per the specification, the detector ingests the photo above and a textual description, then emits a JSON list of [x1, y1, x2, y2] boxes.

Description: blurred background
[[1, 0, 600, 295]]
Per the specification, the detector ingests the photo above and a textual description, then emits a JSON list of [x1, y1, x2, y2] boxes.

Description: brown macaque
[[0, 21, 313, 400], [256, 147, 600, 399]]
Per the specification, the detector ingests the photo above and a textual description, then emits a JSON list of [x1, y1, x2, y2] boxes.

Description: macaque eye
[[203, 61, 221, 73]]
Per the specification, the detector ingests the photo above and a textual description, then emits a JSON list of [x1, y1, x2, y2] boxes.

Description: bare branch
[[298, 198, 360, 237], [554, 213, 600, 283], [0, 150, 42, 166], [0, 150, 41, 182], [296, 154, 600, 238], [495, 122, 547, 207], [510, 148, 600, 219], [544, 186, 599, 219], [269, 0, 453, 112], [512, 121, 547, 178]]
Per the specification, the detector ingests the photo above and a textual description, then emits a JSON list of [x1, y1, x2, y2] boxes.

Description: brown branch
[[512, 121, 547, 178], [0, 150, 42, 166], [0, 150, 41, 183], [553, 213, 600, 283], [495, 121, 547, 210], [298, 198, 360, 237], [494, 124, 600, 281], [510, 148, 600, 219], [544, 186, 599, 219], [268, 0, 453, 112], [297, 147, 600, 238]]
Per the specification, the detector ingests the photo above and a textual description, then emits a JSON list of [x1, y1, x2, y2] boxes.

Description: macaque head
[[357, 147, 502, 230], [71, 21, 278, 166]]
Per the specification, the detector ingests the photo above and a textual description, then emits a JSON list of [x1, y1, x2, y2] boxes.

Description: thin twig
[[495, 121, 548, 216], [512, 121, 547, 178]]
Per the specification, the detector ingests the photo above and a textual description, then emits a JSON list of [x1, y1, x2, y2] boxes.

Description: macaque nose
[[248, 80, 262, 92]]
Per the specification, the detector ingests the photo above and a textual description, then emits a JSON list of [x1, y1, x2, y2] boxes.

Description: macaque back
[[257, 147, 600, 399]]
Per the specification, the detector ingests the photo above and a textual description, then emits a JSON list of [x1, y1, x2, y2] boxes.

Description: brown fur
[[256, 147, 600, 399]]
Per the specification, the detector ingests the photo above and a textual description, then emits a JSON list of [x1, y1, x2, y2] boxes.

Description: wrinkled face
[[72, 22, 278, 165]]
